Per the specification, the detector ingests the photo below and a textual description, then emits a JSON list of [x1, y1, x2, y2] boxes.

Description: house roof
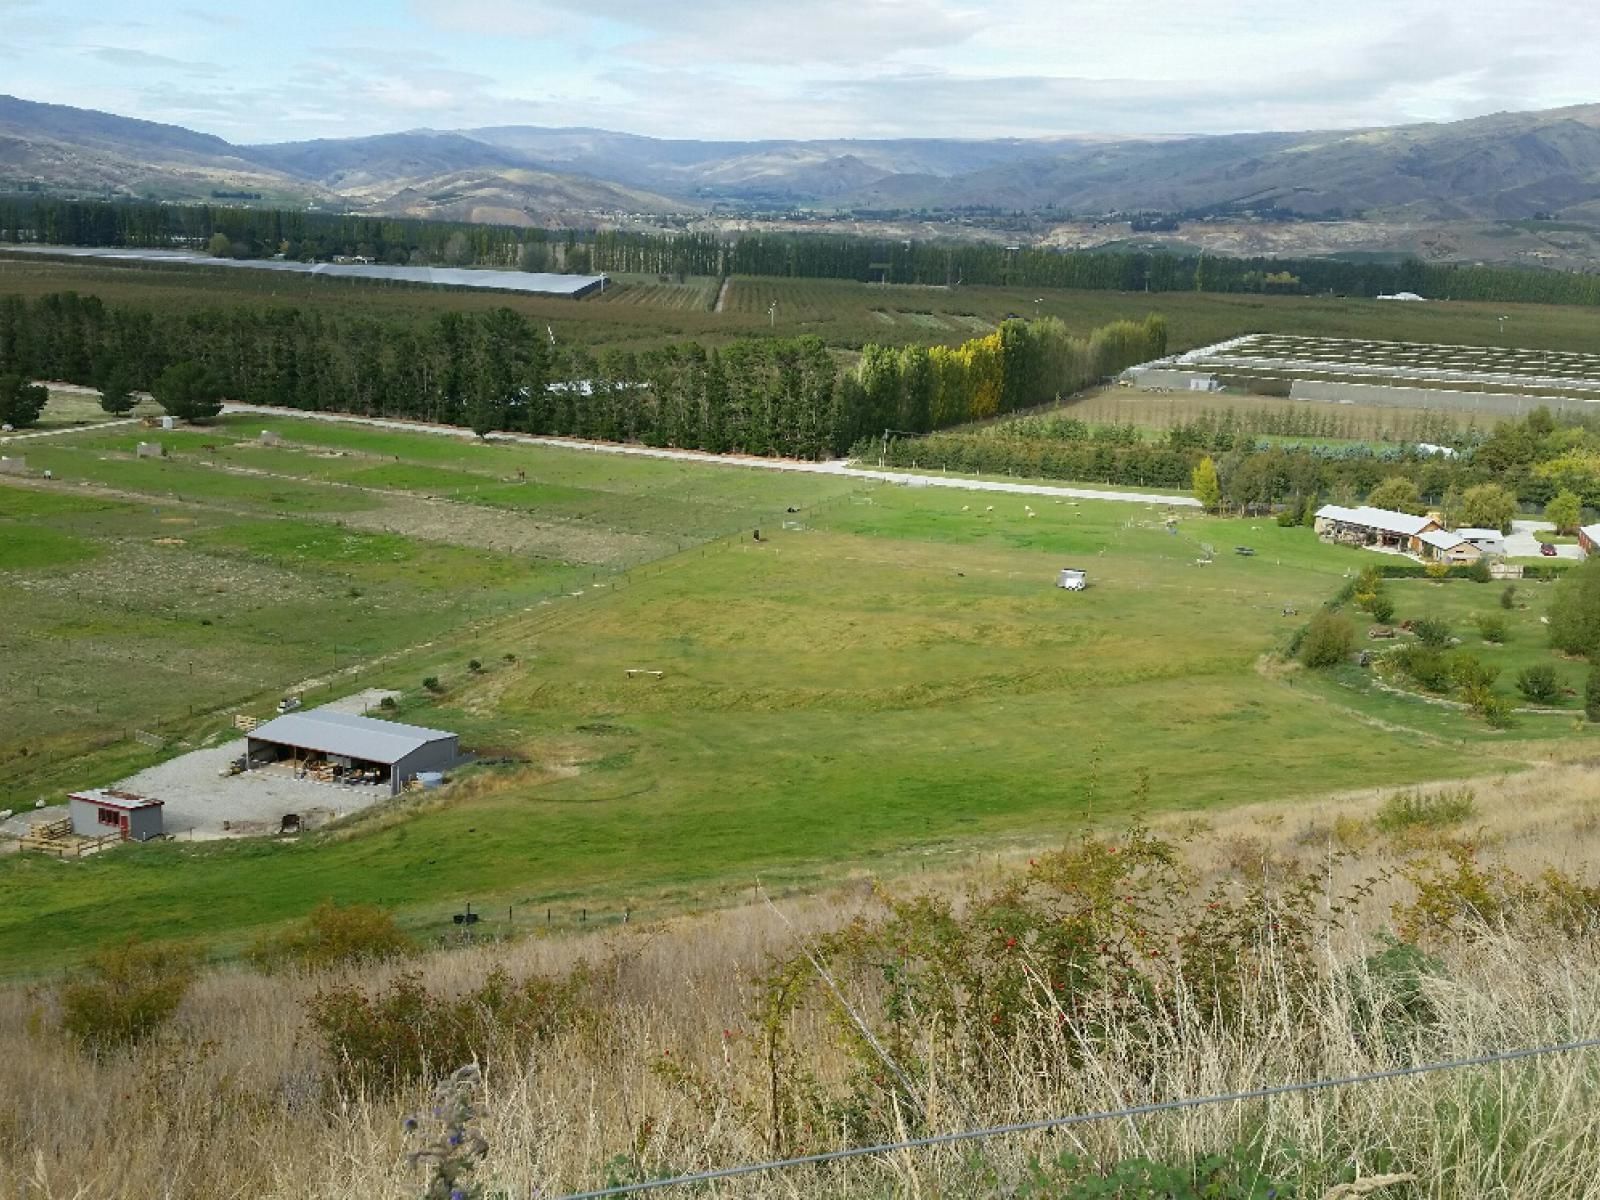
[[1315, 504, 1436, 537], [1419, 530, 1469, 551], [247, 710, 456, 764], [70, 788, 162, 811], [1581, 524, 1600, 545]]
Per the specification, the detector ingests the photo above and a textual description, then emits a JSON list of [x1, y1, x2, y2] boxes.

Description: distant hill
[[4, 93, 1600, 230], [841, 107, 1600, 221], [0, 95, 322, 203]]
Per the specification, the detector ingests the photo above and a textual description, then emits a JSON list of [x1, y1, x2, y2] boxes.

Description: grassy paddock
[[5, 439, 1582, 968]]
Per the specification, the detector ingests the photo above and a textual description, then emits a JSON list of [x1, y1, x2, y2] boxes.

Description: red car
[[1540, 543, 1559, 557]]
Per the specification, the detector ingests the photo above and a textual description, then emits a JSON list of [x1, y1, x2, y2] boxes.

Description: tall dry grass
[[6, 772, 1600, 1199]]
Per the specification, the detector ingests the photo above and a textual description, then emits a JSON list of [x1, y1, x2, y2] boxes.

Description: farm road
[[220, 403, 1201, 508]]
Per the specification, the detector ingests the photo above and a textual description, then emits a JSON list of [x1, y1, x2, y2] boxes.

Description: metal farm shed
[[244, 710, 459, 795], [69, 789, 164, 842]]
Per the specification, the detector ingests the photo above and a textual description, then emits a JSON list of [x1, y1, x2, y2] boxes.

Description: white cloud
[[6, 0, 1600, 142]]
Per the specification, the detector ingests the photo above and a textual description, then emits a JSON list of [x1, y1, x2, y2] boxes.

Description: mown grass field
[[3, 411, 1591, 971]]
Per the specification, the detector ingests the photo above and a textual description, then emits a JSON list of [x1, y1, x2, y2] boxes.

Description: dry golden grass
[[7, 771, 1600, 1199]]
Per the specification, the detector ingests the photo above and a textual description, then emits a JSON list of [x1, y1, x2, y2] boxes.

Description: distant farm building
[[1314, 505, 1440, 554], [69, 789, 164, 842], [1056, 568, 1088, 590], [1417, 530, 1483, 564], [244, 709, 459, 795], [1376, 292, 1427, 302], [1580, 525, 1600, 557], [1456, 528, 1507, 557]]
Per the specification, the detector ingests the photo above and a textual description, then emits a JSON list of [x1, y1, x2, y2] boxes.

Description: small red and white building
[[68, 789, 165, 842], [1579, 524, 1600, 557]]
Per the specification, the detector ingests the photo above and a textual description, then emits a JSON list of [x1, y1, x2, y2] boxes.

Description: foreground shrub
[[1298, 610, 1354, 669], [1588, 668, 1600, 722], [1346, 935, 1448, 1054], [1013, 1145, 1303, 1200], [308, 967, 586, 1094], [701, 826, 1336, 1154], [1397, 842, 1600, 942], [249, 900, 414, 973], [1516, 664, 1561, 704], [60, 937, 197, 1050], [1475, 613, 1508, 644]]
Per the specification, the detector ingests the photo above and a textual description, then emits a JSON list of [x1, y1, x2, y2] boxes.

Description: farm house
[[244, 710, 459, 796], [68, 789, 164, 842], [1581, 525, 1600, 557], [1313, 505, 1440, 554], [1418, 530, 1483, 565], [1456, 528, 1507, 557]]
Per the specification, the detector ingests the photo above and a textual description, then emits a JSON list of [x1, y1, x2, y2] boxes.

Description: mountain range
[[4, 93, 1600, 230]]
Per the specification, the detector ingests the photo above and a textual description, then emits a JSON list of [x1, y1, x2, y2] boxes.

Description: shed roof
[[70, 788, 162, 811], [1315, 504, 1435, 537], [247, 710, 456, 764], [1456, 528, 1504, 542], [1418, 530, 1468, 551]]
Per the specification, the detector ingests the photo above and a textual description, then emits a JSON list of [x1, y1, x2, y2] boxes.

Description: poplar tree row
[[0, 291, 1167, 458]]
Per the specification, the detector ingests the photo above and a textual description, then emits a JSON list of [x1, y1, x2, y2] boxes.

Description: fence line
[[553, 1034, 1600, 1199]]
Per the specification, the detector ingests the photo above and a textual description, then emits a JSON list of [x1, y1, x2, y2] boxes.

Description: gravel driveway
[[1506, 520, 1584, 561]]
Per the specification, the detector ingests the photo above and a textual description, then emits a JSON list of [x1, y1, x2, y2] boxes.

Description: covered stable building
[[244, 710, 459, 795], [69, 789, 164, 841], [1314, 505, 1440, 554]]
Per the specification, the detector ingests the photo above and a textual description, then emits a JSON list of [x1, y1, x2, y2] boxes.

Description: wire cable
[[553, 1034, 1600, 1199]]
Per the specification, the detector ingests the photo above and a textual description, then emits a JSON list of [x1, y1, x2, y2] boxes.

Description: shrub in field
[[1345, 935, 1448, 1054], [1474, 613, 1508, 644], [1392, 645, 1452, 693], [1298, 610, 1354, 669], [1397, 842, 1600, 942], [467, 658, 483, 673], [694, 826, 1338, 1153], [1424, 562, 1451, 581], [59, 937, 196, 1050], [1369, 593, 1396, 624], [1588, 668, 1600, 723], [1500, 584, 1518, 610], [1374, 787, 1477, 835], [248, 900, 414, 973], [1013, 1146, 1302, 1200], [422, 675, 444, 693], [1412, 617, 1453, 648], [404, 1065, 490, 1200], [1549, 559, 1600, 659], [308, 967, 585, 1094], [1463, 557, 1492, 583], [1516, 664, 1561, 704]]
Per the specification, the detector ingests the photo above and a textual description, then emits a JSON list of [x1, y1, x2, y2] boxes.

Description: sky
[[1, 0, 1596, 144]]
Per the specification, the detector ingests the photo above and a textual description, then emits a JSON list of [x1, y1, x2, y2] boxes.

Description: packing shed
[[69, 789, 164, 841], [245, 710, 459, 795]]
